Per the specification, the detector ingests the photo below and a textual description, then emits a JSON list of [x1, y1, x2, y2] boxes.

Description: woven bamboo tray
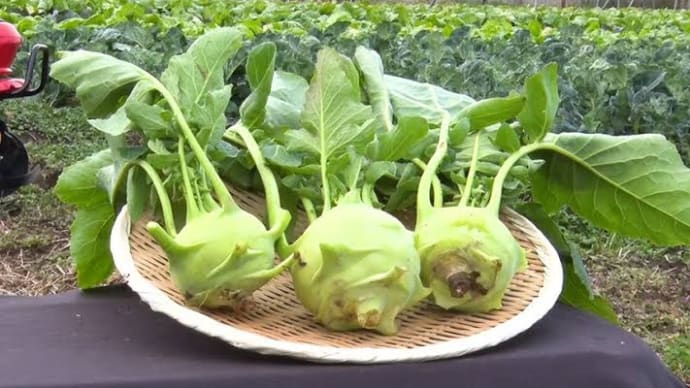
[[110, 186, 563, 364]]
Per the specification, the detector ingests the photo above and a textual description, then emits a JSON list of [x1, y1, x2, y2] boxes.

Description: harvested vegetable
[[414, 104, 528, 312], [51, 28, 293, 309], [274, 48, 430, 335], [49, 32, 690, 330]]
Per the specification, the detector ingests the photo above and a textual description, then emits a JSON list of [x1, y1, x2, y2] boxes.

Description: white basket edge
[[110, 205, 564, 364]]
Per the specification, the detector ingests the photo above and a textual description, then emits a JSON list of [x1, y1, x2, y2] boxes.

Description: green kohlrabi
[[274, 47, 430, 335], [414, 106, 528, 312], [413, 60, 690, 317], [50, 28, 294, 309]]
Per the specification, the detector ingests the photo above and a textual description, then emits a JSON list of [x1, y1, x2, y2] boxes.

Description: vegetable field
[[1, 0, 688, 381]]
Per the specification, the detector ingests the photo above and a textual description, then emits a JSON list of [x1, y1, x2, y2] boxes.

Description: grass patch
[[556, 210, 690, 384], [664, 334, 690, 382], [0, 99, 103, 295]]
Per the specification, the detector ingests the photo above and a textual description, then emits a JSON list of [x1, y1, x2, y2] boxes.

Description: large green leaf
[[354, 46, 394, 132], [560, 261, 618, 323], [370, 116, 429, 161], [460, 94, 526, 131], [240, 42, 277, 128], [160, 27, 243, 146], [87, 81, 158, 137], [54, 149, 114, 208], [493, 123, 521, 153], [532, 133, 690, 246], [383, 74, 475, 126], [87, 108, 131, 136], [50, 50, 151, 118], [69, 205, 116, 288], [264, 71, 309, 131], [127, 166, 149, 223], [288, 47, 375, 161], [54, 149, 116, 288], [517, 62, 559, 143], [125, 100, 175, 139]]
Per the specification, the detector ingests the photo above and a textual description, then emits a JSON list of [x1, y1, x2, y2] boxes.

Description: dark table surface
[[0, 285, 685, 388]]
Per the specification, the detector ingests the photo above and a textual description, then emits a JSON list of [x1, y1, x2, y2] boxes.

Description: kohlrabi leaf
[[260, 142, 303, 169], [87, 108, 131, 136], [54, 149, 116, 288], [455, 130, 509, 166], [365, 161, 397, 185], [354, 46, 394, 132], [265, 71, 309, 130], [449, 117, 470, 147], [160, 27, 243, 146], [281, 175, 322, 201], [493, 123, 521, 153], [371, 116, 428, 161], [69, 204, 116, 288], [54, 149, 114, 208], [459, 94, 526, 131], [240, 42, 277, 128], [50, 50, 150, 118], [127, 166, 149, 223], [384, 163, 424, 211], [288, 47, 375, 161], [87, 81, 157, 136], [341, 150, 364, 191], [531, 133, 690, 247], [517, 62, 559, 143], [383, 74, 475, 126], [146, 153, 179, 170], [147, 139, 172, 155], [561, 262, 618, 323], [515, 203, 618, 323], [125, 100, 174, 139]]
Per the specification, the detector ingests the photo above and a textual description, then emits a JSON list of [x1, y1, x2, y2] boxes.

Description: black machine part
[[0, 120, 30, 197]]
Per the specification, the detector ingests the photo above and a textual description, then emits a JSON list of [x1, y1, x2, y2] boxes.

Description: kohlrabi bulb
[[147, 207, 288, 309], [290, 203, 430, 335], [415, 206, 527, 312]]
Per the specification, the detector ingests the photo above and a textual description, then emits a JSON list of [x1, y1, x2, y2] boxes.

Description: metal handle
[[1, 43, 50, 100]]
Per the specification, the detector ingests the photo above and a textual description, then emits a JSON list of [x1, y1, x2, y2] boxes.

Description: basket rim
[[110, 204, 563, 364]]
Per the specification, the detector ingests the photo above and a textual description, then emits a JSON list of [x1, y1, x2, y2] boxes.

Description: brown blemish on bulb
[[431, 248, 496, 298], [295, 252, 306, 267], [447, 271, 488, 297], [359, 310, 381, 328]]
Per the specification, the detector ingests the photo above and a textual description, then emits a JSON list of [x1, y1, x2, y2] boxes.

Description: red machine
[[0, 21, 50, 197]]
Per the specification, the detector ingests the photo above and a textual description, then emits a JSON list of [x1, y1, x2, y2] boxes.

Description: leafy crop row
[[3, 0, 690, 45], [5, 2, 688, 163]]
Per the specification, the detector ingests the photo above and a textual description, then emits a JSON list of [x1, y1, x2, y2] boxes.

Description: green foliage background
[[2, 0, 689, 164]]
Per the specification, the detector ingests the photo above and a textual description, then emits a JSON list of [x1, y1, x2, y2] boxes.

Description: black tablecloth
[[0, 285, 684, 388]]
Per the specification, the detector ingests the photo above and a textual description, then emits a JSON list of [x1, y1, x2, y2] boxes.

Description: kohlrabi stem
[[412, 158, 443, 207], [200, 172, 219, 212], [133, 160, 176, 236], [191, 177, 205, 213], [230, 122, 291, 251], [362, 183, 374, 206], [222, 131, 244, 148], [320, 151, 331, 213], [417, 112, 451, 223], [302, 197, 317, 223], [486, 141, 554, 215], [149, 78, 237, 210], [178, 138, 200, 220], [459, 134, 481, 208]]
